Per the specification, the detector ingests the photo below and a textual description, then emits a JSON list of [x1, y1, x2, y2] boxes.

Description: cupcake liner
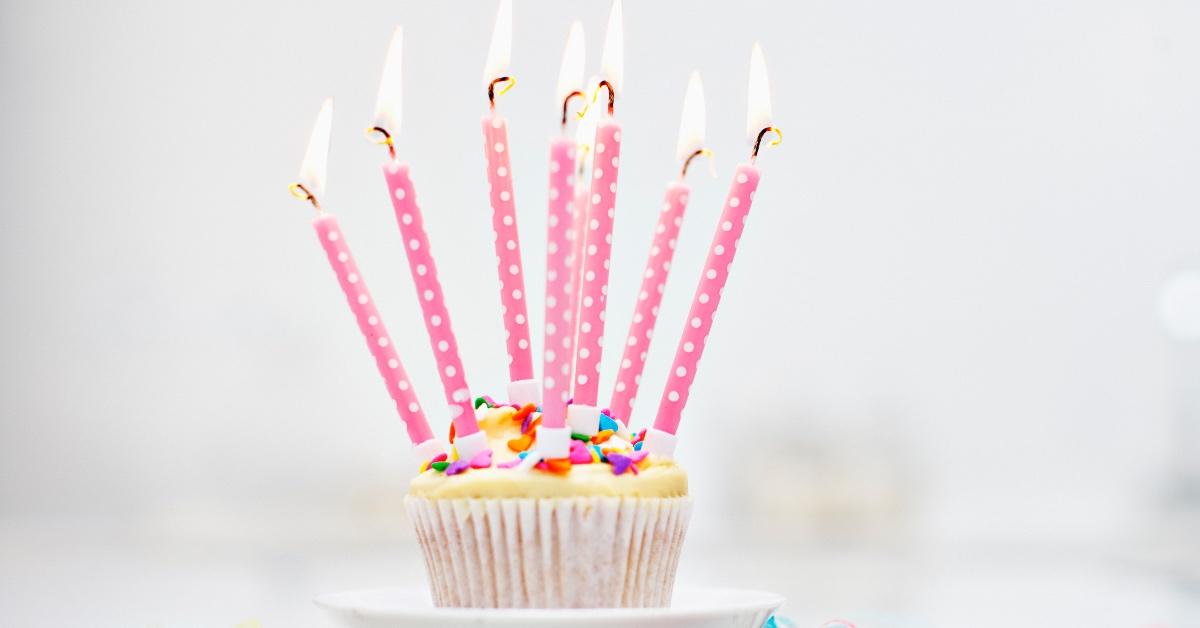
[[404, 496, 693, 608]]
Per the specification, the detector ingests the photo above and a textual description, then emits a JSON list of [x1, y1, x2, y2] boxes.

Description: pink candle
[[540, 21, 585, 440], [565, 106, 595, 400], [383, 163, 482, 450], [644, 44, 780, 459], [290, 97, 441, 461], [480, 0, 537, 404], [610, 72, 707, 423], [370, 27, 488, 460], [566, 1, 623, 436], [313, 214, 437, 449]]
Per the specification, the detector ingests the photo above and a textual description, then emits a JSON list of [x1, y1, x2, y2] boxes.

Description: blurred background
[[2, 0, 1199, 625]]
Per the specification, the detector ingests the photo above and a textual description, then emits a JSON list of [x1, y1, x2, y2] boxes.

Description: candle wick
[[288, 183, 322, 212], [680, 148, 713, 180], [561, 90, 586, 128], [751, 126, 783, 162], [488, 76, 516, 111], [592, 81, 616, 116]]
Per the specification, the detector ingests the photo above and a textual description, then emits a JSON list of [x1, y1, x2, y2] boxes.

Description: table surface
[[1, 513, 1197, 628]]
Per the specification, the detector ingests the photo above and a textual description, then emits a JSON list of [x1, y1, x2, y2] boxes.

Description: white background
[[2, 0, 1198, 626]]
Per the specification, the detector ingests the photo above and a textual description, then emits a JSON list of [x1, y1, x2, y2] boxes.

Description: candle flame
[[483, 0, 512, 89], [746, 42, 774, 145], [599, 0, 623, 100], [297, 98, 333, 201], [676, 71, 706, 165], [556, 21, 585, 110], [372, 27, 403, 138], [576, 76, 600, 148]]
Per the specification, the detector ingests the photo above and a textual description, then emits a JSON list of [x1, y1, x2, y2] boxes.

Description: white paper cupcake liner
[[404, 496, 693, 608]]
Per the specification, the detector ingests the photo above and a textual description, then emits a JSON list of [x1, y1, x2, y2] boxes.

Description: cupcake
[[405, 399, 691, 608]]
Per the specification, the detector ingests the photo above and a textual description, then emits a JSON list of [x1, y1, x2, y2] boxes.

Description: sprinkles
[[419, 395, 657, 477]]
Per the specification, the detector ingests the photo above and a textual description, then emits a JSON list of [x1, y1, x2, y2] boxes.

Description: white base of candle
[[535, 425, 571, 458], [642, 428, 678, 458], [453, 430, 490, 461], [506, 378, 542, 407], [412, 438, 443, 462], [566, 404, 600, 435]]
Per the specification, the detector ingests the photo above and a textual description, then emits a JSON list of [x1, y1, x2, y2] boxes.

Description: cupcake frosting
[[408, 404, 688, 499]]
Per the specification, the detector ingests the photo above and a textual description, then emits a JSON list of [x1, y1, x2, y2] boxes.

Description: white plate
[[314, 586, 785, 628]]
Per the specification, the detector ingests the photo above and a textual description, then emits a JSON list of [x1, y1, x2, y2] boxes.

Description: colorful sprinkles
[[420, 396, 656, 477]]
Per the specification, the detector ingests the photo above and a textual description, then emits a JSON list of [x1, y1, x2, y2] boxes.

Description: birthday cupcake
[[404, 399, 691, 608]]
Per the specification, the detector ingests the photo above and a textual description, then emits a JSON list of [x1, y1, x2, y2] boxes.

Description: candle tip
[[600, 0, 623, 101], [676, 71, 706, 166], [483, 0, 513, 92], [294, 97, 333, 207], [746, 42, 775, 148]]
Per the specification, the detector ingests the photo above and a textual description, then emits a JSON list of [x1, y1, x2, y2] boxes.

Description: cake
[[405, 399, 691, 608]]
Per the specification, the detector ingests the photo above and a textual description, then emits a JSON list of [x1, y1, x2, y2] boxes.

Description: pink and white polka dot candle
[[480, 0, 537, 405], [566, 0, 623, 436], [369, 27, 487, 460], [384, 163, 483, 455], [291, 97, 441, 461], [314, 214, 438, 451], [610, 72, 707, 423], [539, 21, 585, 451], [645, 44, 779, 459]]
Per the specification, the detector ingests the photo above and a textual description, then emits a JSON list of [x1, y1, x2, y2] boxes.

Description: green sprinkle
[[431, 461, 450, 472], [474, 396, 494, 409], [570, 433, 591, 442]]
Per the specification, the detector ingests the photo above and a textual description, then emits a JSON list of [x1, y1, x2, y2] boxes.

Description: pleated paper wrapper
[[405, 496, 693, 608]]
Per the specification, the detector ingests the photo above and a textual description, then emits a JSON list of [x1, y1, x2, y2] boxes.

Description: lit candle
[[610, 72, 710, 423], [567, 0, 623, 436], [537, 21, 586, 458], [565, 79, 598, 401], [289, 98, 442, 461], [644, 44, 782, 458], [368, 28, 489, 460], [480, 0, 538, 406]]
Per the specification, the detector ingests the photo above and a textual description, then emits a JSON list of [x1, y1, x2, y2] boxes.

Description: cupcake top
[[408, 400, 688, 500]]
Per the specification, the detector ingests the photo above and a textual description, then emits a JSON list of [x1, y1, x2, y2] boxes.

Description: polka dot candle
[[572, 118, 622, 407], [566, 149, 591, 398], [610, 181, 690, 420], [653, 163, 760, 437], [382, 161, 480, 440], [482, 114, 535, 389], [312, 213, 437, 448], [541, 137, 577, 427]]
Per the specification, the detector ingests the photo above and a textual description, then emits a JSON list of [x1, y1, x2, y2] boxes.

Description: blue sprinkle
[[633, 441, 644, 451], [598, 414, 619, 433], [762, 617, 777, 628], [518, 451, 528, 459]]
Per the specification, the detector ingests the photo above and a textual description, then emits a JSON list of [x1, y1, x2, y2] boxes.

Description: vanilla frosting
[[408, 405, 688, 499]]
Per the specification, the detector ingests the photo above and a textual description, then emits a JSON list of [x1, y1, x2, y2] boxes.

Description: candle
[[369, 28, 489, 460], [610, 72, 709, 423], [565, 82, 598, 401], [567, 0, 623, 436], [480, 0, 538, 405], [537, 21, 586, 458], [644, 43, 782, 458], [290, 98, 442, 461]]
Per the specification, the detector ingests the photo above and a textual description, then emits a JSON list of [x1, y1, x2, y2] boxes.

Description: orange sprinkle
[[543, 458, 572, 474], [507, 433, 534, 453], [448, 422, 456, 444], [591, 429, 614, 444], [512, 403, 537, 424]]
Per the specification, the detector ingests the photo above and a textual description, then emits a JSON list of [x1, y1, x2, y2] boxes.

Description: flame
[[599, 0, 623, 98], [297, 98, 333, 200], [746, 42, 773, 145], [576, 76, 600, 149], [675, 71, 706, 164], [482, 0, 512, 88], [372, 27, 403, 136], [556, 20, 585, 108]]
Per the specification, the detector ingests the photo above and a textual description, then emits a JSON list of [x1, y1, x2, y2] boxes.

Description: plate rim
[[314, 585, 785, 620]]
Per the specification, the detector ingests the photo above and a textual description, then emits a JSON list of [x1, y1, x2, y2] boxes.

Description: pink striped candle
[[482, 115, 536, 401], [609, 182, 689, 420], [383, 162, 486, 458], [313, 214, 439, 454]]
